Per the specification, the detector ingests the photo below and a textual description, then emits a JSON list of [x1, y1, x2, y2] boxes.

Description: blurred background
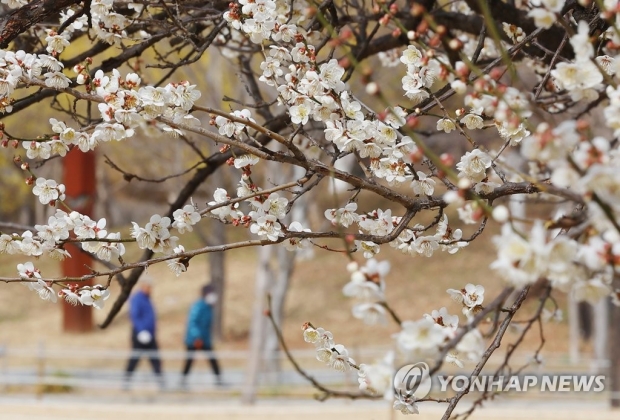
[[0, 26, 616, 420]]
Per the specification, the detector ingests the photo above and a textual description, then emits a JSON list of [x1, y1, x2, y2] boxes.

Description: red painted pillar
[[62, 148, 96, 332]]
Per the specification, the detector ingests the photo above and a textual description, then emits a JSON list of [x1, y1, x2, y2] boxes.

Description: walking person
[[124, 277, 165, 389], [180, 284, 222, 388]]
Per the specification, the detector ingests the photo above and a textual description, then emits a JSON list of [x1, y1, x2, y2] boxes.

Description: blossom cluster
[[342, 259, 390, 325], [492, 223, 613, 304], [302, 324, 356, 372], [17, 261, 110, 308], [3, 3, 620, 417]]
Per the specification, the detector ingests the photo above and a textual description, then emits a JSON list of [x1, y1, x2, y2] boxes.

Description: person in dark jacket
[[180, 284, 221, 387], [124, 278, 164, 388]]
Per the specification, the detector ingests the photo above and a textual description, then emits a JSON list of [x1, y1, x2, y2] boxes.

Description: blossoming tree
[[1, 0, 620, 416]]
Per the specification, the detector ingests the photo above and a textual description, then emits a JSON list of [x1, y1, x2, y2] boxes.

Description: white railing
[[0, 343, 610, 398]]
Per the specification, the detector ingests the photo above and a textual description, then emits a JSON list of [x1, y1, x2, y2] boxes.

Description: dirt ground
[[0, 397, 618, 420]]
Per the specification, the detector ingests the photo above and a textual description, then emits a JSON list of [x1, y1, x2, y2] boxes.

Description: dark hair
[[201, 284, 214, 297]]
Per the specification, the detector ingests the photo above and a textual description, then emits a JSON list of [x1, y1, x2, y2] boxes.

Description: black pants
[[125, 332, 162, 377], [182, 344, 220, 378]]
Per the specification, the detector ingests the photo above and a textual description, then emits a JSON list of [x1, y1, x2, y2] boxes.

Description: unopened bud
[[576, 119, 589, 131], [455, 61, 469, 78], [490, 68, 503, 81], [365, 82, 379, 95], [440, 153, 454, 167], [338, 57, 351, 69], [410, 148, 424, 163], [304, 7, 317, 18], [443, 190, 463, 205], [448, 38, 463, 51], [492, 205, 510, 223], [458, 178, 472, 189], [410, 3, 425, 16], [346, 261, 359, 273], [406, 116, 419, 128]]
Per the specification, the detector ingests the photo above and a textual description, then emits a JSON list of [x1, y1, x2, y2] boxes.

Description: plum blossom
[[17, 262, 41, 279], [95, 232, 125, 261], [395, 318, 449, 357], [527, 8, 556, 29], [456, 149, 492, 183], [455, 329, 485, 363], [393, 394, 419, 415], [356, 240, 380, 258], [411, 172, 435, 196], [436, 118, 456, 133], [358, 352, 394, 397], [463, 283, 485, 307], [1, 0, 27, 8], [352, 302, 387, 325], [23, 140, 52, 160], [573, 278, 611, 304], [446, 283, 485, 316], [324, 202, 359, 227], [461, 114, 484, 130], [172, 204, 201, 233], [250, 214, 283, 241], [45, 31, 70, 55], [79, 286, 111, 309], [423, 307, 459, 334], [284, 221, 311, 251], [261, 193, 288, 218], [303, 326, 333, 347], [400, 45, 423, 67], [0, 234, 20, 254], [167, 245, 188, 276], [32, 178, 66, 205], [44, 71, 71, 89], [208, 188, 241, 221], [327, 344, 353, 372], [34, 279, 57, 303]]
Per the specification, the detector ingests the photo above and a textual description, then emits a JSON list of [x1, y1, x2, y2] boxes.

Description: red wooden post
[[61, 148, 96, 332]]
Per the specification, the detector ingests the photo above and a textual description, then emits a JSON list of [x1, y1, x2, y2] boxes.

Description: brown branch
[[0, 0, 80, 48], [99, 113, 290, 328], [266, 295, 380, 401], [103, 154, 206, 184], [441, 286, 530, 420]]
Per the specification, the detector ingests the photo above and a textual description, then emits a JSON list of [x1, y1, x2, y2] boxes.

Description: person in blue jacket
[[181, 284, 221, 387], [124, 277, 164, 388]]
